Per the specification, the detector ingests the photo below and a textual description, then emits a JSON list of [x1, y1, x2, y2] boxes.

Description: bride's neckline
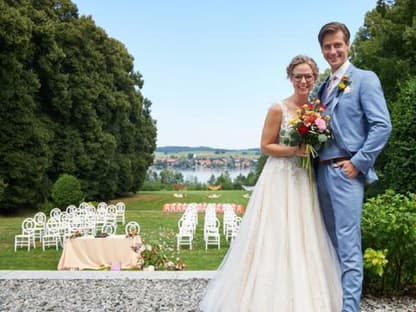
[[281, 100, 304, 119]]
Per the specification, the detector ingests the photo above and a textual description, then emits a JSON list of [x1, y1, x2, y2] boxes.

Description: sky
[[72, 1, 377, 149]]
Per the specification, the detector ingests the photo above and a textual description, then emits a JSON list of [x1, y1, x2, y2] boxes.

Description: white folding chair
[[101, 223, 116, 236], [176, 219, 194, 250], [33, 212, 47, 242], [204, 218, 221, 250], [42, 218, 61, 251], [14, 218, 36, 252], [50, 207, 61, 219], [116, 202, 126, 225], [229, 216, 242, 243], [125, 221, 140, 236]]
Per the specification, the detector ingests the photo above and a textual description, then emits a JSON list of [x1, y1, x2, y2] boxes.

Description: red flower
[[298, 124, 309, 135]]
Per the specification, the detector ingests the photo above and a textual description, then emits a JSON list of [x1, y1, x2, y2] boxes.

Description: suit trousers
[[316, 163, 365, 312]]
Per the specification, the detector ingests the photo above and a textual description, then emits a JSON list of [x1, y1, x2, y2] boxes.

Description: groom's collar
[[331, 60, 351, 80]]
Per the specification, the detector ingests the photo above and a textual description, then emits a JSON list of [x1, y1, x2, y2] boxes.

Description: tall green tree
[[350, 0, 416, 196], [382, 79, 416, 194], [0, 0, 156, 213], [351, 0, 416, 101], [0, 1, 53, 213]]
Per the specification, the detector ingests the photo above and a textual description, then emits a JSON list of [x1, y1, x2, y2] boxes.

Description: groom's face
[[321, 30, 349, 72]]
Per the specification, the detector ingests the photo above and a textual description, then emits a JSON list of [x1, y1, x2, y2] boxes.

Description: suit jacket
[[318, 63, 392, 184]]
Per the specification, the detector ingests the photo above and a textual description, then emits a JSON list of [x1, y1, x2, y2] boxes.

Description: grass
[[0, 190, 249, 270]]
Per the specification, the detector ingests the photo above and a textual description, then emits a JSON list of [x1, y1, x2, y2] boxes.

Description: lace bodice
[[267, 101, 304, 172], [277, 101, 298, 147]]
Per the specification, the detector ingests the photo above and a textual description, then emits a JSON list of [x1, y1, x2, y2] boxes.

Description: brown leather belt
[[318, 157, 350, 165]]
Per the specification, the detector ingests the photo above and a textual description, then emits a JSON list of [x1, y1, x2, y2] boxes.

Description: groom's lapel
[[330, 65, 355, 109], [318, 77, 330, 102], [326, 87, 338, 106]]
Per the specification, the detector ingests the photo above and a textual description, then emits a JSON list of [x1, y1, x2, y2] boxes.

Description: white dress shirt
[[327, 60, 351, 95]]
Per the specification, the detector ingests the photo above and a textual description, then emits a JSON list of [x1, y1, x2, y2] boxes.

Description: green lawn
[[0, 190, 249, 270]]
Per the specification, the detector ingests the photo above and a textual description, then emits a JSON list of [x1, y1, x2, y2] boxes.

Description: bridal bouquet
[[288, 98, 332, 174]]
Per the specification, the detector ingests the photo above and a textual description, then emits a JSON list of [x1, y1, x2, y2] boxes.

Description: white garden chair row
[[14, 202, 128, 252], [223, 204, 243, 242], [15, 218, 141, 252], [60, 202, 125, 225], [176, 204, 199, 250], [204, 204, 221, 250]]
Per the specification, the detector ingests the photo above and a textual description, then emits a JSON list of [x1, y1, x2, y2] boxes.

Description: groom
[[315, 22, 391, 312]]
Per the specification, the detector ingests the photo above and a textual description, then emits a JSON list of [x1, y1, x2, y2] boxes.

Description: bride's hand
[[291, 144, 307, 157]]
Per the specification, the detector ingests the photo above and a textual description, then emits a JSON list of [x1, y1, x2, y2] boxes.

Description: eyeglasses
[[292, 74, 314, 82]]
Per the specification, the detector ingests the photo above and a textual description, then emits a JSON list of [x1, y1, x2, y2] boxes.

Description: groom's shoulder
[[350, 64, 383, 90], [350, 63, 379, 79]]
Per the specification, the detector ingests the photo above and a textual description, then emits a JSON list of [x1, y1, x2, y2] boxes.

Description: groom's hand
[[334, 160, 360, 179]]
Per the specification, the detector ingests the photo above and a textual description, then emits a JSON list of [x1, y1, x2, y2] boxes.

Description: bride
[[199, 55, 342, 312]]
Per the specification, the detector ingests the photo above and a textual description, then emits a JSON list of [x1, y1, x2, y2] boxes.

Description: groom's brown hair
[[318, 22, 350, 47]]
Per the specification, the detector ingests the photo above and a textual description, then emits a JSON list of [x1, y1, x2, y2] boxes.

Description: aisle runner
[[162, 203, 245, 214]]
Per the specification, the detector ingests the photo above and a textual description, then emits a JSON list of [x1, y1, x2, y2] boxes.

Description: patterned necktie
[[327, 75, 337, 93], [323, 75, 337, 103]]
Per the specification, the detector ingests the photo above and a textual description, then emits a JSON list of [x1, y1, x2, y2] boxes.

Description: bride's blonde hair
[[286, 55, 319, 80]]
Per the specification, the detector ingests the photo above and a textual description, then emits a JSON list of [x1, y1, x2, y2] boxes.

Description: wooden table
[[58, 235, 142, 270]]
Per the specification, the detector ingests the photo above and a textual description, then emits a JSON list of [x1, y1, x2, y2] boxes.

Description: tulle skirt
[[199, 156, 342, 312]]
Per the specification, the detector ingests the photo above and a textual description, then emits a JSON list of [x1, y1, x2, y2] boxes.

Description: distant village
[[152, 153, 259, 171]]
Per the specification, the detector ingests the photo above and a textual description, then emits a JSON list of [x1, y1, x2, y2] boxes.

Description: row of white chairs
[[175, 203, 243, 251], [176, 204, 198, 250], [51, 202, 126, 225], [14, 202, 130, 252], [203, 204, 221, 250], [223, 204, 243, 243], [15, 218, 140, 252]]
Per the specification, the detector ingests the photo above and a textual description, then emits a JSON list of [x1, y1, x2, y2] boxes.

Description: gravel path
[[0, 279, 415, 311]]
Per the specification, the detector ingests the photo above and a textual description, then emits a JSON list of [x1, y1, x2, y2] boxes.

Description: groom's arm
[[350, 71, 392, 175]]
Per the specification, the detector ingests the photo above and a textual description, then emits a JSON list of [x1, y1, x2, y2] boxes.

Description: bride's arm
[[260, 104, 305, 157]]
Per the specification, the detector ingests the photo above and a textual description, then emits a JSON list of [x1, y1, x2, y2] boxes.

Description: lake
[[152, 168, 253, 183]]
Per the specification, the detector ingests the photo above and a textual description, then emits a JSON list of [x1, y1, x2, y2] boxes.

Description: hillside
[[156, 146, 260, 154]]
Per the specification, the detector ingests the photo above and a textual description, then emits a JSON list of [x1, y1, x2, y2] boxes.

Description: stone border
[[0, 270, 214, 280]]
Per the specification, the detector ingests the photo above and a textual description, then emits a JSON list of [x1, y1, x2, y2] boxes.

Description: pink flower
[[315, 118, 327, 132]]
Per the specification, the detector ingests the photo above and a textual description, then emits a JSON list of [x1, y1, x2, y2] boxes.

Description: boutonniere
[[336, 75, 352, 96]]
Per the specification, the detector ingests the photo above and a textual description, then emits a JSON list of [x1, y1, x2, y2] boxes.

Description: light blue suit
[[316, 63, 391, 312]]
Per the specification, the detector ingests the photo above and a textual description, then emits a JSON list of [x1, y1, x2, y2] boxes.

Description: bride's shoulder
[[268, 101, 284, 114]]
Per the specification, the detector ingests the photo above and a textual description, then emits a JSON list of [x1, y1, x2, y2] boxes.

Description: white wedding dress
[[199, 102, 342, 312]]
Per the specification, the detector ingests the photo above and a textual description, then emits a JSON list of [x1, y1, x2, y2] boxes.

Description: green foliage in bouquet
[[362, 190, 416, 295], [279, 128, 301, 147]]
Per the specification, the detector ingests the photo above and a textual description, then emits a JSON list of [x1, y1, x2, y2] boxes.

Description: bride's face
[[290, 63, 315, 97]]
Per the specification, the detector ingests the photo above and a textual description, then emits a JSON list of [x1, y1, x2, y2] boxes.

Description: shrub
[[141, 181, 164, 191], [51, 174, 84, 209], [362, 189, 416, 295]]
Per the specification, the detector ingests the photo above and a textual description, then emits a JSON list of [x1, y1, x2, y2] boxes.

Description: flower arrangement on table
[[131, 239, 185, 271], [126, 228, 138, 238], [70, 229, 82, 239], [285, 98, 332, 177]]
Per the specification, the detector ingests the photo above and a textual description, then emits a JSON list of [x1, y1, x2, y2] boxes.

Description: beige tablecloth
[[58, 235, 142, 270]]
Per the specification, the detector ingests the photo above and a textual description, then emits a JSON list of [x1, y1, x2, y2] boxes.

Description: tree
[[159, 168, 183, 185], [0, 0, 156, 213], [350, 0, 416, 196], [215, 171, 233, 190], [208, 174, 216, 186], [351, 0, 416, 101], [0, 1, 53, 213], [382, 79, 416, 194]]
